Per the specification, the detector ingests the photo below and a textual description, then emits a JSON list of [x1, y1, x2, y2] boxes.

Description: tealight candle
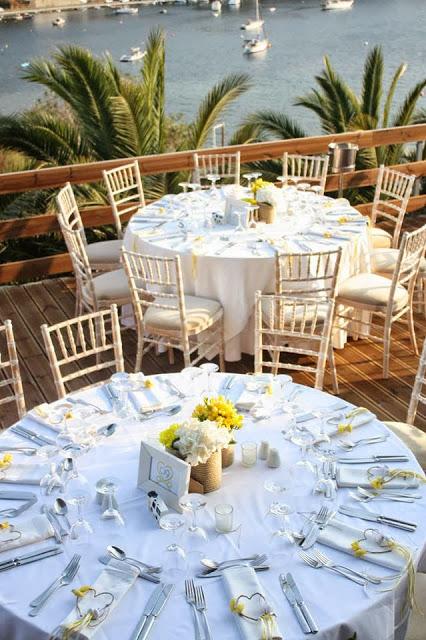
[[241, 441, 257, 467], [215, 504, 234, 533]]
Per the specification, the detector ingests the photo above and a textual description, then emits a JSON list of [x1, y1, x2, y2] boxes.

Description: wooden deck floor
[[0, 273, 425, 431]]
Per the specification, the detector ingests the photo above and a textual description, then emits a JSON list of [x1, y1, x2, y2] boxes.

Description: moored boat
[[321, 0, 354, 10], [120, 46, 146, 62], [52, 17, 66, 27]]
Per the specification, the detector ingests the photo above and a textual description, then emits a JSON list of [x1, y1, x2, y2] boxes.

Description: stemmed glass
[[68, 490, 93, 544], [291, 427, 316, 473], [312, 409, 331, 444], [101, 480, 125, 526], [206, 173, 221, 192], [110, 372, 134, 419], [180, 366, 203, 397], [233, 210, 246, 233], [242, 172, 255, 189], [267, 502, 294, 557], [200, 363, 219, 396], [159, 512, 187, 581], [179, 493, 208, 551]]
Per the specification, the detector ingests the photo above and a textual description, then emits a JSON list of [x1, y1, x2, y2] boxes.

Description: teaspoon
[[54, 497, 72, 530], [107, 545, 161, 573]]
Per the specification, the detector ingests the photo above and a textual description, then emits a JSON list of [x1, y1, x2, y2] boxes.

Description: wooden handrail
[[0, 123, 425, 196]]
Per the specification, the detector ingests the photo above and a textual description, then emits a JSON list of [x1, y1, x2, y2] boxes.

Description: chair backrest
[[407, 337, 426, 425], [56, 204, 97, 314], [122, 248, 187, 332], [282, 153, 329, 195], [193, 151, 241, 186], [103, 161, 146, 238], [0, 320, 26, 420], [41, 305, 124, 399], [371, 165, 415, 248], [389, 224, 426, 311], [275, 248, 342, 299], [56, 183, 87, 247], [254, 291, 335, 389]]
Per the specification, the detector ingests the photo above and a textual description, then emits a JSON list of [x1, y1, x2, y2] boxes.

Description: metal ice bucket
[[328, 142, 358, 174]]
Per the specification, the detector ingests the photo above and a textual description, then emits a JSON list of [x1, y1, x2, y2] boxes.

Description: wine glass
[[110, 372, 134, 419], [267, 502, 294, 557], [101, 481, 125, 526], [180, 366, 203, 397], [291, 428, 316, 473], [68, 490, 93, 545], [242, 172, 255, 189], [233, 209, 246, 233], [206, 173, 221, 192], [159, 512, 187, 581], [179, 493, 208, 550], [312, 409, 331, 444], [264, 479, 287, 516], [199, 362, 219, 395]]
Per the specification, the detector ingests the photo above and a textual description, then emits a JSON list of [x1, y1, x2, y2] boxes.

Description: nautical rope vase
[[221, 444, 235, 468], [257, 203, 276, 224], [190, 450, 222, 493]]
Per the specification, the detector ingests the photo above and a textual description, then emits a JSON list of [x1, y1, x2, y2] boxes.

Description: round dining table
[[0, 372, 425, 640], [123, 186, 371, 361]]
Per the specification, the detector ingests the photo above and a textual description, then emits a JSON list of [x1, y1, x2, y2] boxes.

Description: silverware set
[[0, 545, 63, 572], [338, 434, 388, 451], [29, 553, 81, 617], [350, 487, 421, 504], [185, 579, 212, 640], [300, 505, 332, 549], [158, 376, 186, 399], [65, 396, 110, 415], [197, 554, 268, 578], [10, 425, 56, 447], [280, 572, 318, 634], [299, 548, 382, 586], [337, 454, 409, 464], [0, 446, 37, 456], [130, 583, 174, 640], [338, 505, 417, 532]]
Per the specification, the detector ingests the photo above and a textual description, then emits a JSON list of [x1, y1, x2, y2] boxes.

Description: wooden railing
[[1, 124, 426, 284]]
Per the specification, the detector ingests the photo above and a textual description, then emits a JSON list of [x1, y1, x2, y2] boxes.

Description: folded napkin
[[128, 375, 173, 412], [233, 375, 274, 411], [323, 408, 375, 437], [222, 565, 282, 640], [318, 517, 408, 570], [0, 514, 54, 553], [29, 402, 113, 434], [54, 559, 139, 640], [337, 467, 420, 489], [306, 230, 352, 242], [0, 462, 49, 485]]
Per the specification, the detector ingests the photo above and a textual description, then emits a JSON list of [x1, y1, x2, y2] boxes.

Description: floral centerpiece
[[192, 396, 243, 468], [244, 178, 280, 224], [159, 418, 230, 492]]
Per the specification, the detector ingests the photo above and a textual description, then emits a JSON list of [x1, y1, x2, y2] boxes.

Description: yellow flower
[[0, 522, 10, 530], [64, 411, 73, 420], [0, 454, 12, 469], [265, 383, 273, 396], [72, 586, 93, 598], [159, 423, 180, 449], [192, 396, 243, 431], [370, 477, 384, 490], [337, 422, 352, 433], [323, 231, 332, 239], [350, 542, 367, 557], [230, 598, 245, 615], [144, 380, 154, 389], [338, 216, 348, 224]]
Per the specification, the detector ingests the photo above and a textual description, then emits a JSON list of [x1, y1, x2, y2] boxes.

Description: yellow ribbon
[[323, 231, 332, 239], [0, 454, 12, 470], [338, 423, 352, 433], [0, 522, 10, 530], [350, 541, 367, 557], [143, 380, 154, 389], [229, 598, 245, 615], [72, 586, 93, 598], [369, 469, 426, 490], [338, 407, 369, 433], [338, 216, 349, 224]]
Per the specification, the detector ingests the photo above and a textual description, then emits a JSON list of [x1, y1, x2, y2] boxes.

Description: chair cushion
[[337, 273, 408, 311], [384, 421, 426, 472], [90, 269, 130, 300], [371, 226, 392, 249], [86, 239, 122, 265], [144, 295, 222, 333], [372, 248, 426, 275], [406, 573, 426, 639]]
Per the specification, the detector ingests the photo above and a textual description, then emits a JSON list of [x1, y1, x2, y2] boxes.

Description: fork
[[185, 579, 205, 640], [351, 488, 415, 504], [29, 553, 81, 616], [338, 435, 388, 451], [311, 549, 382, 585], [299, 550, 366, 586], [201, 553, 266, 573], [195, 585, 213, 640]]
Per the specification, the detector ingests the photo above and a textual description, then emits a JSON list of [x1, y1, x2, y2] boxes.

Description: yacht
[[322, 0, 354, 10], [211, 0, 221, 13], [52, 17, 66, 26], [113, 6, 138, 13], [241, 0, 263, 31], [242, 28, 270, 54], [120, 46, 146, 62]]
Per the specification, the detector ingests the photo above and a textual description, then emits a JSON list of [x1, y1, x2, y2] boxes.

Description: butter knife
[[41, 505, 62, 543], [338, 506, 417, 531], [138, 583, 174, 640], [0, 547, 63, 571], [279, 574, 311, 634], [286, 573, 318, 633], [337, 455, 409, 464], [130, 583, 167, 640]]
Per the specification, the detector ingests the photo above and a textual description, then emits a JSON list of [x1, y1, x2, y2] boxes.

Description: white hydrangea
[[175, 418, 230, 466], [255, 185, 282, 207]]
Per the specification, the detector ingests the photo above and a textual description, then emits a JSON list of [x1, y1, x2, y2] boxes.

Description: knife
[[11, 426, 55, 446], [129, 583, 168, 640], [47, 507, 68, 537], [98, 556, 160, 583], [0, 547, 63, 571], [197, 564, 270, 579], [279, 574, 311, 634], [338, 506, 417, 531], [138, 583, 174, 640], [286, 573, 318, 633], [337, 455, 409, 464], [301, 522, 320, 550], [41, 505, 63, 543]]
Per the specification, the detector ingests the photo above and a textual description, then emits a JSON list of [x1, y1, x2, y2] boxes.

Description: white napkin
[[0, 463, 48, 485], [29, 402, 73, 432], [29, 402, 113, 434], [324, 410, 375, 438], [318, 517, 408, 570], [222, 565, 282, 640], [128, 375, 173, 412], [0, 515, 54, 553], [56, 559, 139, 639], [337, 467, 420, 489]]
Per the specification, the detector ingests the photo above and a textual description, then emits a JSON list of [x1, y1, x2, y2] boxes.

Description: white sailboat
[[120, 46, 146, 62], [113, 6, 138, 14], [242, 27, 270, 54], [321, 0, 354, 10], [241, 0, 264, 31]]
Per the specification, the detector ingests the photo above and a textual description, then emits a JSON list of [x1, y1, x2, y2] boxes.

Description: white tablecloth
[[123, 188, 371, 361], [1, 373, 425, 640]]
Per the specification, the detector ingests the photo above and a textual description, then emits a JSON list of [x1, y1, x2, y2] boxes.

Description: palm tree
[[238, 46, 426, 190], [0, 27, 250, 216]]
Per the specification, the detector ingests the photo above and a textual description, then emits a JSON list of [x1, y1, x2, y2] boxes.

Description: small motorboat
[[211, 0, 221, 12], [113, 6, 138, 13], [159, 8, 167, 13], [321, 0, 354, 10], [52, 17, 66, 26], [120, 46, 146, 62]]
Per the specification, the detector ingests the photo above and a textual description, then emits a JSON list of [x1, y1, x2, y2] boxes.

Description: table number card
[[137, 442, 190, 512]]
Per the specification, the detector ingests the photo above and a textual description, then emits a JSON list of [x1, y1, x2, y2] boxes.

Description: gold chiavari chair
[[122, 249, 225, 372], [41, 305, 124, 399]]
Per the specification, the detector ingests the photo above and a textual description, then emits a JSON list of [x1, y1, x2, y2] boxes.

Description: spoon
[[201, 553, 266, 571], [54, 498, 72, 530], [106, 545, 161, 573], [0, 446, 37, 456], [138, 404, 182, 421], [97, 423, 117, 438], [338, 435, 388, 451]]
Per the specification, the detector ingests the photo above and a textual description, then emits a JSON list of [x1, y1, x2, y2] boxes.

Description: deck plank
[[0, 276, 425, 431]]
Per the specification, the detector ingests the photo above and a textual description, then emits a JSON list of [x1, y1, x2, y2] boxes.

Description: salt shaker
[[259, 441, 269, 460], [267, 448, 281, 468]]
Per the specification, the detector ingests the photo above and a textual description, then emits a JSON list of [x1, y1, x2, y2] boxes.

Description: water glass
[[241, 441, 257, 467], [215, 504, 234, 533]]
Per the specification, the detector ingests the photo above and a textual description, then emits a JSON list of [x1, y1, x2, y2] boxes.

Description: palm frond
[[382, 63, 407, 128], [243, 110, 306, 140], [361, 46, 383, 122]]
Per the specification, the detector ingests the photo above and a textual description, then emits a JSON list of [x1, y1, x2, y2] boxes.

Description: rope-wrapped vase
[[221, 444, 235, 469], [257, 203, 276, 224], [190, 450, 222, 493]]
